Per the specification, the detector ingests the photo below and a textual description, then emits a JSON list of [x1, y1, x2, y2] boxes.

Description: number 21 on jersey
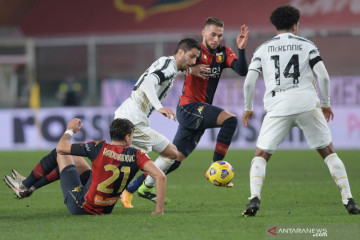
[[97, 165, 130, 194], [271, 54, 300, 85]]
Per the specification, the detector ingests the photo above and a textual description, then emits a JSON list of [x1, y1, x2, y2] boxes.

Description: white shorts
[[131, 122, 170, 154], [114, 98, 170, 154], [257, 108, 332, 154]]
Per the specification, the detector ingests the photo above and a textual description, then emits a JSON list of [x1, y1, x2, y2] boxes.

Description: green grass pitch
[[0, 150, 359, 239]]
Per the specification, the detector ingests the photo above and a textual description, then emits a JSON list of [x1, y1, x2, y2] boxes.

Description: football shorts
[[257, 107, 332, 154], [173, 102, 223, 157], [132, 121, 170, 154]]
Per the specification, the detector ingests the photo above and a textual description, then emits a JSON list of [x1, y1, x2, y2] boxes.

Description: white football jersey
[[114, 56, 177, 124], [249, 32, 322, 116]]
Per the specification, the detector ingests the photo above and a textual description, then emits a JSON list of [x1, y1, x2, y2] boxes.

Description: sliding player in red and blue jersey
[[56, 118, 166, 215], [4, 118, 166, 215], [123, 17, 249, 206]]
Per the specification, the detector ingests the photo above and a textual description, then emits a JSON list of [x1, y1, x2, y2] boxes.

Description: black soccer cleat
[[344, 198, 360, 215], [242, 197, 261, 217]]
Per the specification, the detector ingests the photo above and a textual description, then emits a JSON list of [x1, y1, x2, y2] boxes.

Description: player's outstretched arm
[[143, 161, 166, 214], [56, 118, 82, 155]]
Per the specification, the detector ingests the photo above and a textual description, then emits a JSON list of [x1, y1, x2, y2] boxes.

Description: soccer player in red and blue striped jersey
[[55, 118, 166, 215], [124, 18, 249, 205]]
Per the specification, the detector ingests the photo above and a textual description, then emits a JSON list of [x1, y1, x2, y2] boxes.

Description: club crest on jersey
[[197, 106, 204, 114], [216, 52, 224, 63], [114, 0, 203, 22]]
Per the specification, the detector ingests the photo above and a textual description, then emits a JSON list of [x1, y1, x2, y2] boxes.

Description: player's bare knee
[[160, 143, 178, 160], [73, 156, 91, 174], [254, 147, 272, 161], [176, 151, 186, 162], [217, 110, 237, 126]]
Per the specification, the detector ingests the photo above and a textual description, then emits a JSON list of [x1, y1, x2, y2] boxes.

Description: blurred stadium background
[[0, 0, 359, 150]]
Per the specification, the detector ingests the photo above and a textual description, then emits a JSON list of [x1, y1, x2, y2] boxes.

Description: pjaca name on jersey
[[268, 44, 302, 53]]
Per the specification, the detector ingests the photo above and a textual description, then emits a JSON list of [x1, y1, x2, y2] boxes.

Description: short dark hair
[[270, 5, 300, 31], [205, 17, 224, 28], [174, 38, 201, 54], [109, 118, 134, 141]]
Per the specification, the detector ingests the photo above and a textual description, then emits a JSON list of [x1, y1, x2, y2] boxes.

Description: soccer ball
[[207, 161, 234, 187]]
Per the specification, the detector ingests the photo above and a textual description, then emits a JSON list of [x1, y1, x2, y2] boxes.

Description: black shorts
[[173, 102, 223, 157], [60, 165, 91, 215]]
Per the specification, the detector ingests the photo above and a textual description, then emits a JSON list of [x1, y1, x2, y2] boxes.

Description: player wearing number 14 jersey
[[241, 5, 360, 217]]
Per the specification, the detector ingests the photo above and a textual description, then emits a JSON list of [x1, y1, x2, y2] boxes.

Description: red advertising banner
[[18, 0, 360, 37]]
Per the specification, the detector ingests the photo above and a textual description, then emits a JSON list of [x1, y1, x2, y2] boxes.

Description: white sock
[[324, 153, 353, 204], [249, 157, 267, 200], [144, 156, 175, 187]]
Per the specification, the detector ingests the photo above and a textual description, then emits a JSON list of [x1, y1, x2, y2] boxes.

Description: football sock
[[126, 173, 147, 193], [166, 160, 181, 175], [79, 169, 91, 185], [32, 167, 60, 189], [249, 157, 267, 200], [324, 153, 353, 204], [126, 161, 182, 193], [22, 148, 58, 188], [213, 116, 237, 161], [144, 156, 175, 187]]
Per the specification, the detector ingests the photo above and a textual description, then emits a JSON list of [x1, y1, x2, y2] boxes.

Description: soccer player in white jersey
[[114, 38, 201, 206], [241, 5, 360, 217]]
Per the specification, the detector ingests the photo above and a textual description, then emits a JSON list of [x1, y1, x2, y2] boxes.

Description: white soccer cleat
[[11, 170, 26, 182], [4, 175, 33, 199]]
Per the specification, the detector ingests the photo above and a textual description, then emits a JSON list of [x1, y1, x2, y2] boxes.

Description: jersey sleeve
[[136, 150, 152, 170], [151, 57, 177, 84], [225, 46, 238, 67], [71, 140, 105, 162], [248, 49, 262, 74], [309, 46, 323, 69], [139, 74, 164, 110]]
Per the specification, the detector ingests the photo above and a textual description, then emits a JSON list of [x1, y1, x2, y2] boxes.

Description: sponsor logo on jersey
[[94, 194, 119, 206], [216, 52, 224, 63], [114, 0, 203, 22]]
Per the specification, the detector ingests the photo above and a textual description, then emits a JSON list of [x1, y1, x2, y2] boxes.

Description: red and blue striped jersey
[[73, 140, 151, 215], [179, 43, 238, 106]]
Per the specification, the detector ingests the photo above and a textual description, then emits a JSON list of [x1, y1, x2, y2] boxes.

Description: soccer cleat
[[11, 170, 26, 182], [137, 182, 170, 204], [120, 190, 134, 208], [4, 175, 33, 199], [205, 166, 233, 188], [138, 182, 157, 203], [344, 198, 360, 214], [242, 197, 261, 217], [205, 166, 211, 179]]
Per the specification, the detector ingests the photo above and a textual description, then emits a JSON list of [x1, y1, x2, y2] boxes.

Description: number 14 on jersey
[[271, 54, 300, 85]]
